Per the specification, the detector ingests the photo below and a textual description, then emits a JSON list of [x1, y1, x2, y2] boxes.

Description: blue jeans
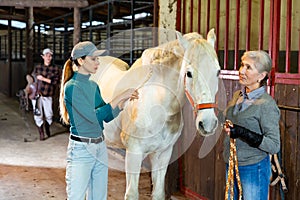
[[225, 156, 271, 200], [66, 138, 108, 200]]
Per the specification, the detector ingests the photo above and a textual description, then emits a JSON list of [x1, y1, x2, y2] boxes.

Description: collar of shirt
[[73, 72, 91, 81], [234, 86, 266, 113], [243, 86, 266, 100]]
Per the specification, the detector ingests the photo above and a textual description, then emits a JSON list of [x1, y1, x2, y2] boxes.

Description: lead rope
[[224, 120, 243, 200]]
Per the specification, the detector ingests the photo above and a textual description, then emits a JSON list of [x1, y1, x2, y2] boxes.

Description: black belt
[[70, 134, 104, 144]]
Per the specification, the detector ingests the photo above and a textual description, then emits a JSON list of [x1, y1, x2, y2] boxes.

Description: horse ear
[[176, 31, 189, 50], [207, 28, 216, 48]]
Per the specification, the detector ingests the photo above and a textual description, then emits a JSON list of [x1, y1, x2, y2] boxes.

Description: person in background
[[31, 48, 60, 140], [59, 41, 138, 200], [223, 50, 281, 200]]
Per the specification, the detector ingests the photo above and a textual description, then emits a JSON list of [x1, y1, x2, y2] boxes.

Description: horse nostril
[[198, 121, 204, 130]]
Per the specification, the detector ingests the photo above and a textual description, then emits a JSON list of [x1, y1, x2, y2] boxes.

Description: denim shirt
[[233, 86, 266, 114]]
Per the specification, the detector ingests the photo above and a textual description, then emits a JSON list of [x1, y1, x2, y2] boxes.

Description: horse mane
[[141, 32, 203, 67], [141, 40, 182, 67]]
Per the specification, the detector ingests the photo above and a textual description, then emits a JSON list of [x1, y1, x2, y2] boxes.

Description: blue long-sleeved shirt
[[64, 72, 113, 138]]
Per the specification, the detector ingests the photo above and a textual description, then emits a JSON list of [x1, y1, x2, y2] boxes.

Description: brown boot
[[45, 122, 51, 137], [38, 125, 45, 141]]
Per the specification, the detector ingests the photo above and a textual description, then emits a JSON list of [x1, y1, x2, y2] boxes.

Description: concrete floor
[[0, 93, 189, 200]]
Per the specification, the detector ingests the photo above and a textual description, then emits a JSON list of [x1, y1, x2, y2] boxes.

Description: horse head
[[178, 29, 220, 135]]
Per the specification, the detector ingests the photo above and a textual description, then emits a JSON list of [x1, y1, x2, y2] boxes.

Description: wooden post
[[26, 7, 34, 74], [73, 7, 81, 45], [8, 19, 12, 97]]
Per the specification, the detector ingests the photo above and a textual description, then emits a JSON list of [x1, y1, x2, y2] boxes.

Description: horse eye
[[186, 71, 192, 78]]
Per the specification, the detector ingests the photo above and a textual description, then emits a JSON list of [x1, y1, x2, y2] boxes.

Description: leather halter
[[184, 75, 217, 115]]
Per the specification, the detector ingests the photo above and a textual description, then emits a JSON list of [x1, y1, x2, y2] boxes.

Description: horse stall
[[0, 0, 299, 199], [167, 0, 300, 199]]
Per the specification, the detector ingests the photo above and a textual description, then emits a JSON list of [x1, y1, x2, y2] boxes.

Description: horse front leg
[[124, 150, 144, 200], [149, 147, 173, 200]]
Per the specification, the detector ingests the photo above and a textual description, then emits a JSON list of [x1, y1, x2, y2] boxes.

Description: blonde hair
[[59, 59, 74, 124]]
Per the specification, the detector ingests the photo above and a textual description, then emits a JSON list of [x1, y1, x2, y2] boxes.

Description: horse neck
[[149, 60, 186, 108]]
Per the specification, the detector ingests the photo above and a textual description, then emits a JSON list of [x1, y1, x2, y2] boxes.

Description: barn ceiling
[[0, 0, 154, 30]]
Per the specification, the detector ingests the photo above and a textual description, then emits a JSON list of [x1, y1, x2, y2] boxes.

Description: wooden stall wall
[[0, 60, 27, 97], [174, 0, 300, 199], [271, 75, 300, 200], [176, 74, 240, 200]]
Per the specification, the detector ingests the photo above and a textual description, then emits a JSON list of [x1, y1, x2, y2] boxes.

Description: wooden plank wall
[[178, 76, 300, 200], [174, 0, 300, 199], [178, 76, 241, 200], [271, 82, 300, 200]]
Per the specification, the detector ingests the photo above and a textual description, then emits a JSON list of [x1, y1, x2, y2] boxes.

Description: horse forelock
[[178, 37, 220, 100], [183, 32, 203, 41]]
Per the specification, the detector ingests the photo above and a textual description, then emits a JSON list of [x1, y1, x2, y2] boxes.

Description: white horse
[[91, 29, 220, 200]]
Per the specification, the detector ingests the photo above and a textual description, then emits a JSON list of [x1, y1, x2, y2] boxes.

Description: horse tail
[[59, 59, 74, 124]]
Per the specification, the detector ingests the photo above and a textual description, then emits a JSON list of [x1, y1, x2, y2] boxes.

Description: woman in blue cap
[[59, 41, 138, 200]]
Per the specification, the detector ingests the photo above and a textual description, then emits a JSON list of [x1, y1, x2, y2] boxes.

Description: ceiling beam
[[0, 0, 89, 8], [0, 14, 26, 21]]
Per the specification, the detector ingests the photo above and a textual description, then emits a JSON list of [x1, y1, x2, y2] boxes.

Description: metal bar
[[299, 29, 300, 73], [153, 0, 158, 29], [64, 16, 69, 60], [206, 0, 210, 34], [258, 0, 265, 50], [37, 25, 41, 53], [270, 0, 281, 97], [130, 0, 135, 65], [20, 30, 23, 59], [275, 72, 300, 84], [215, 0, 220, 53], [268, 0, 274, 58], [5, 35, 7, 58], [198, 0, 201, 33], [106, 0, 112, 54], [269, 0, 275, 97], [246, 0, 252, 51], [8, 19, 12, 96], [52, 21, 56, 61], [111, 0, 153, 4], [234, 0, 240, 70], [219, 69, 239, 80], [89, 8, 93, 42], [278, 105, 300, 112], [272, 0, 281, 72], [14, 31, 17, 59], [275, 72, 300, 79], [224, 0, 230, 69], [190, 0, 193, 32], [134, 5, 154, 12], [183, 0, 186, 33], [176, 0, 182, 31], [285, 0, 292, 72]]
